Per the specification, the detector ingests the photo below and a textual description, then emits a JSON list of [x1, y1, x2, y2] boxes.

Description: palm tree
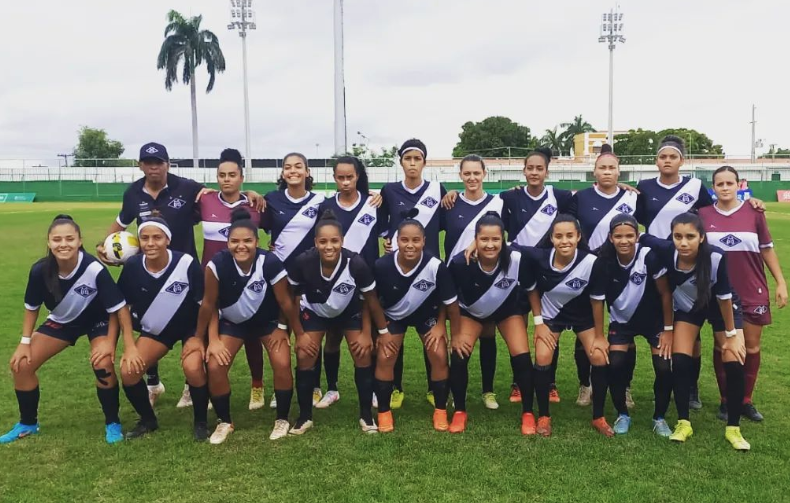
[[541, 127, 565, 157], [157, 10, 226, 168], [559, 115, 596, 157]]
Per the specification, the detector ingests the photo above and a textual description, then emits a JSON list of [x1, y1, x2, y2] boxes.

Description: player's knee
[[181, 356, 205, 382], [589, 352, 607, 367], [207, 358, 225, 376], [92, 364, 117, 388], [608, 350, 628, 371]]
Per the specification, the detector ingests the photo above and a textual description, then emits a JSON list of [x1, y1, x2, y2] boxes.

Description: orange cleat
[[378, 411, 394, 433], [509, 384, 522, 403], [449, 411, 467, 433], [537, 416, 552, 437], [433, 409, 449, 432], [591, 417, 614, 438], [549, 387, 561, 403], [521, 412, 537, 435]]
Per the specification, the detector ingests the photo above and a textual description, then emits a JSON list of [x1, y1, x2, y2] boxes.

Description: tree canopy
[[72, 126, 131, 167], [452, 116, 535, 158]]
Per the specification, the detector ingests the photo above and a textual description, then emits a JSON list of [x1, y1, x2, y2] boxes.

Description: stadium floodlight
[[228, 0, 256, 178], [334, 0, 347, 155], [599, 6, 625, 149]]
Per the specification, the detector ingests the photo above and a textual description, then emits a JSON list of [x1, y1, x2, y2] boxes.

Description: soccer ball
[[103, 231, 139, 264]]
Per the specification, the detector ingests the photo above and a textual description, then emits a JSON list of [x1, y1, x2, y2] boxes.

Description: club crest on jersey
[[565, 278, 588, 290], [629, 272, 647, 285], [616, 203, 634, 214], [412, 279, 435, 292], [357, 213, 375, 226], [719, 234, 742, 247], [540, 204, 557, 216], [332, 282, 354, 295], [73, 284, 97, 298], [420, 196, 438, 209], [247, 280, 265, 294], [218, 226, 231, 238], [754, 305, 768, 315], [302, 207, 318, 218], [494, 278, 515, 289], [165, 281, 189, 294], [675, 193, 695, 205], [168, 198, 186, 209]]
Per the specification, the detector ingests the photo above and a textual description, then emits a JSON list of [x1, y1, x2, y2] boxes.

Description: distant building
[[573, 131, 628, 159]]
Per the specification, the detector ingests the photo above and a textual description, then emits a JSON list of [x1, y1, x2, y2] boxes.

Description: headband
[[609, 214, 638, 233], [400, 146, 426, 158], [657, 144, 684, 158], [138, 221, 172, 240]]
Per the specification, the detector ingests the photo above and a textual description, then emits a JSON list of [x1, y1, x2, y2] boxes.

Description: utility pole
[[750, 104, 757, 163], [333, 0, 347, 155], [57, 153, 73, 167]]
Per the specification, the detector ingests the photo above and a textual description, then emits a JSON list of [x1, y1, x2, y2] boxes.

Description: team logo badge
[[165, 281, 189, 294], [675, 193, 695, 204], [420, 196, 438, 208], [145, 146, 159, 154], [494, 278, 515, 289], [73, 284, 97, 298], [168, 198, 186, 209], [754, 305, 769, 315], [616, 203, 634, 214], [332, 283, 354, 295], [540, 204, 557, 216], [629, 272, 647, 285], [302, 207, 318, 218], [218, 226, 231, 238], [565, 278, 588, 290], [357, 213, 375, 226], [425, 317, 438, 328], [412, 279, 435, 292], [719, 234, 742, 247], [247, 281, 265, 293]]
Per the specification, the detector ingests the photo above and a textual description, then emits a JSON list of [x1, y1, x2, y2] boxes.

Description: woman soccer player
[[194, 210, 300, 444], [288, 211, 390, 434], [447, 212, 536, 434], [1, 215, 133, 445], [700, 166, 787, 422], [525, 214, 612, 437], [373, 210, 460, 432], [593, 214, 674, 436], [117, 215, 209, 440]]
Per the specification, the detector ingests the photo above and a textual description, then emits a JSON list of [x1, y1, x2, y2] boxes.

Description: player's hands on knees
[[296, 334, 319, 359], [121, 346, 146, 375], [349, 337, 373, 360], [9, 344, 32, 373], [590, 336, 610, 364], [441, 190, 458, 210], [534, 324, 555, 352], [207, 339, 232, 366], [722, 330, 747, 364], [657, 330, 673, 360], [423, 328, 447, 354], [268, 328, 291, 354], [181, 337, 205, 364], [376, 336, 399, 359], [90, 339, 115, 366], [451, 337, 473, 359]]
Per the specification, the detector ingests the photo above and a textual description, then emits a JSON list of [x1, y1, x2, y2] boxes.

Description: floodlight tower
[[599, 6, 625, 149], [334, 0, 347, 155], [228, 0, 256, 178]]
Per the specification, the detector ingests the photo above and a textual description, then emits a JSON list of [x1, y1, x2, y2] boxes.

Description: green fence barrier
[[0, 193, 36, 203]]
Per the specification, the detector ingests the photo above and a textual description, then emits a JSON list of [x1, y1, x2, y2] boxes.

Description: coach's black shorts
[[36, 318, 110, 346], [608, 322, 661, 348], [139, 328, 196, 350], [219, 319, 277, 341], [300, 305, 362, 333], [674, 301, 743, 333]]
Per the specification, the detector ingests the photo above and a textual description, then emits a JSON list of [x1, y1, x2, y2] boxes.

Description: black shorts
[[546, 321, 595, 335], [219, 319, 277, 341], [608, 322, 661, 348], [139, 329, 196, 350], [300, 305, 362, 333], [386, 313, 440, 337], [36, 318, 109, 346], [674, 301, 743, 332], [460, 298, 522, 326]]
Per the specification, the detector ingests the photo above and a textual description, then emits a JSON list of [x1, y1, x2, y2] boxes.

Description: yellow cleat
[[725, 426, 751, 451], [390, 389, 404, 409], [669, 419, 693, 442]]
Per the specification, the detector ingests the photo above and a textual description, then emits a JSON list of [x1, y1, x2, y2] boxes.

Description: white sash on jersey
[[609, 247, 649, 324], [514, 186, 558, 247], [274, 194, 325, 262], [343, 195, 378, 254], [449, 196, 504, 259], [541, 252, 597, 320], [589, 191, 638, 250], [385, 257, 441, 320], [647, 178, 702, 238], [220, 255, 269, 324], [391, 182, 441, 252], [462, 250, 521, 319], [48, 261, 104, 324], [203, 221, 232, 243], [302, 260, 357, 318], [140, 255, 193, 335]]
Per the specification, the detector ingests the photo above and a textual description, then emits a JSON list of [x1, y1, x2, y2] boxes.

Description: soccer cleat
[[0, 422, 39, 444], [193, 422, 209, 442], [315, 390, 340, 409], [312, 388, 323, 407], [669, 419, 693, 442], [652, 418, 672, 438], [689, 386, 702, 410], [742, 403, 764, 422], [482, 392, 499, 410], [125, 420, 158, 440], [209, 422, 234, 444], [148, 382, 166, 408], [716, 403, 728, 422], [269, 419, 290, 440], [576, 385, 592, 406], [390, 390, 404, 410], [105, 422, 123, 444], [613, 414, 631, 435], [521, 412, 537, 436], [426, 391, 435, 407], [289, 419, 314, 436], [509, 384, 522, 403], [449, 411, 467, 433], [372, 392, 379, 409], [176, 384, 193, 409], [249, 386, 265, 411], [378, 411, 394, 433], [725, 426, 751, 451], [269, 394, 278, 409], [536, 416, 552, 437], [625, 387, 635, 409], [359, 418, 378, 434], [433, 409, 449, 432], [592, 417, 615, 438], [549, 386, 561, 403]]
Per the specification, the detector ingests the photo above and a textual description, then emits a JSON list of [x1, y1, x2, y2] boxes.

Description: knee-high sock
[[625, 345, 637, 387], [123, 381, 156, 423], [15, 387, 40, 426], [713, 349, 727, 403], [591, 365, 608, 419], [244, 338, 264, 387], [432, 379, 449, 410], [724, 362, 745, 427], [96, 385, 120, 425], [550, 343, 561, 386], [534, 364, 552, 417], [189, 384, 209, 425], [295, 368, 315, 422], [450, 352, 470, 412], [274, 388, 293, 421], [212, 393, 232, 424], [608, 351, 628, 416], [325, 351, 341, 392], [423, 348, 433, 392], [145, 363, 160, 386], [672, 354, 693, 421], [743, 352, 761, 404], [575, 339, 591, 387], [652, 355, 672, 420], [374, 378, 394, 414], [394, 346, 405, 392], [479, 337, 497, 394], [511, 353, 534, 414], [354, 365, 374, 422], [313, 350, 323, 390], [691, 355, 702, 390]]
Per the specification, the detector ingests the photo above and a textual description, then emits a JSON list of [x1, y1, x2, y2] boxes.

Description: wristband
[[20, 336, 31, 345], [663, 325, 674, 332], [533, 316, 544, 326], [277, 323, 288, 331], [725, 329, 737, 338], [378, 327, 389, 335]]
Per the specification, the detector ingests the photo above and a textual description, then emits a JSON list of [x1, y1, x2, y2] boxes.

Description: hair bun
[[319, 209, 338, 221], [600, 143, 613, 155], [484, 210, 500, 217], [661, 134, 685, 146], [230, 208, 252, 223], [535, 146, 553, 159], [400, 207, 420, 220], [53, 214, 73, 222]]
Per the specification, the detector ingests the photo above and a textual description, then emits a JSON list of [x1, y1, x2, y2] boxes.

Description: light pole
[[334, 0, 347, 155], [228, 0, 256, 178], [750, 104, 757, 163], [599, 6, 625, 149]]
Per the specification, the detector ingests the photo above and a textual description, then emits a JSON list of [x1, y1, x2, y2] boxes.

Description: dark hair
[[140, 210, 170, 230], [397, 207, 425, 235], [459, 154, 486, 172], [316, 209, 343, 235], [334, 156, 370, 195], [658, 135, 686, 158], [525, 146, 552, 168], [670, 212, 712, 311], [398, 138, 427, 159], [277, 152, 314, 190], [712, 165, 739, 184], [475, 211, 511, 272], [39, 214, 83, 303], [538, 213, 589, 250], [598, 213, 639, 261], [595, 143, 619, 166], [228, 208, 258, 238], [219, 148, 244, 174]]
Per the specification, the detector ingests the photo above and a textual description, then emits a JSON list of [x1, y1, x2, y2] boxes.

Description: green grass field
[[1, 202, 789, 503]]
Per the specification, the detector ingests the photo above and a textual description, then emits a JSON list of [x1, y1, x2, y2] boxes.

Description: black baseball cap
[[139, 142, 169, 163]]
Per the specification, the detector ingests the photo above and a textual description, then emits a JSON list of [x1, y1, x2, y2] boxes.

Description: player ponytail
[[277, 152, 314, 191], [229, 207, 258, 238], [334, 156, 370, 195], [671, 212, 712, 311], [538, 213, 589, 251], [40, 214, 83, 302], [595, 143, 619, 167], [525, 146, 553, 168], [316, 209, 343, 235], [398, 207, 425, 235], [475, 211, 510, 271]]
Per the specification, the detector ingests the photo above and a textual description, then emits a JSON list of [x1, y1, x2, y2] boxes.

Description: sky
[[1, 0, 787, 161]]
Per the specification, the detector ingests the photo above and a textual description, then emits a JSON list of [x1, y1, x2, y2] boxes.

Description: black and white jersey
[[24, 251, 126, 326], [570, 186, 638, 251], [288, 248, 376, 319], [207, 248, 287, 325], [380, 180, 446, 257], [500, 186, 574, 247], [635, 176, 713, 239], [374, 252, 457, 321], [318, 192, 385, 268], [442, 192, 504, 262], [524, 247, 605, 326], [664, 245, 733, 313], [118, 251, 203, 337], [448, 247, 535, 320], [262, 190, 326, 268]]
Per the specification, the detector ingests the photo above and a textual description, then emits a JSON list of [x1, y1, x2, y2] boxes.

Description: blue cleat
[[652, 418, 672, 438], [105, 423, 123, 444], [0, 422, 40, 444], [613, 414, 631, 435]]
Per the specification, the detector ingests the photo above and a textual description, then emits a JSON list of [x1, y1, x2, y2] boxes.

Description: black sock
[[374, 379, 394, 413], [432, 379, 449, 410], [575, 339, 591, 387], [608, 351, 628, 416], [188, 385, 209, 425], [394, 346, 404, 392], [652, 355, 672, 420], [16, 387, 40, 426], [591, 365, 608, 419], [96, 385, 120, 425], [212, 393, 232, 424], [296, 368, 315, 422], [479, 337, 497, 394], [672, 353, 693, 421], [534, 364, 552, 417], [325, 351, 341, 392], [625, 345, 637, 387], [423, 348, 433, 392], [692, 355, 702, 390], [145, 364, 160, 386], [511, 353, 535, 414], [550, 343, 561, 386], [450, 352, 470, 412], [123, 381, 156, 423], [313, 350, 323, 391], [354, 366, 374, 423], [274, 388, 293, 421], [724, 362, 745, 427]]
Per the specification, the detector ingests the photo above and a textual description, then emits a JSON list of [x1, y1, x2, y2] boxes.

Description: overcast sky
[[1, 0, 787, 160]]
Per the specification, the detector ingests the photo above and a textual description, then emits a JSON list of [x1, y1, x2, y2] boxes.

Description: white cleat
[[359, 418, 378, 434], [576, 385, 592, 407], [312, 388, 323, 407], [315, 390, 340, 409], [270, 394, 278, 410], [372, 392, 379, 409], [176, 384, 192, 408], [148, 382, 166, 408], [249, 386, 265, 411], [269, 419, 290, 440], [209, 422, 234, 445], [289, 419, 314, 436]]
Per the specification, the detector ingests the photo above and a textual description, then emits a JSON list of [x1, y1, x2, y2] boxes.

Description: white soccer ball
[[103, 231, 140, 264]]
